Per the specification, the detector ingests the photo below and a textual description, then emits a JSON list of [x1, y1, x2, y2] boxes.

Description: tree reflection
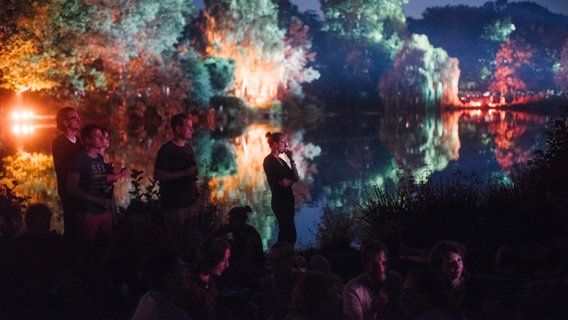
[[1, 152, 60, 232], [380, 106, 461, 181], [0, 107, 552, 247]]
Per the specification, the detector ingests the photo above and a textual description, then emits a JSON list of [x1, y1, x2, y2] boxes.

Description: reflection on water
[[1, 107, 552, 248]]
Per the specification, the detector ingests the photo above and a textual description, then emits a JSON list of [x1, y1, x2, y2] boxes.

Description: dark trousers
[[61, 196, 77, 249], [272, 202, 296, 245]]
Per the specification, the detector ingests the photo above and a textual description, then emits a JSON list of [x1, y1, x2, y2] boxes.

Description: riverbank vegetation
[[314, 105, 568, 277]]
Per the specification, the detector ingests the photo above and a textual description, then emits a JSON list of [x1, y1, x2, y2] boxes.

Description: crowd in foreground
[[1, 201, 567, 320]]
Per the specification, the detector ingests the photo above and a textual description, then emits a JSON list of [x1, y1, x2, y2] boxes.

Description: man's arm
[[153, 166, 197, 182], [67, 172, 113, 210]]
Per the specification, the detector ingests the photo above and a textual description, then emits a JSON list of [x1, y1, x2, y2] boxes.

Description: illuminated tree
[[380, 34, 460, 107], [77, 0, 193, 95], [204, 0, 318, 106], [180, 47, 214, 108], [554, 38, 568, 93], [0, 0, 35, 39], [321, 0, 407, 51], [279, 16, 320, 99], [482, 17, 515, 42], [203, 0, 284, 105], [0, 0, 101, 93], [0, 35, 58, 92], [204, 56, 236, 94], [83, 0, 191, 67], [489, 39, 533, 97]]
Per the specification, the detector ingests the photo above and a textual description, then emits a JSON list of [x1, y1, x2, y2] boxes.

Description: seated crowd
[[1, 201, 567, 320]]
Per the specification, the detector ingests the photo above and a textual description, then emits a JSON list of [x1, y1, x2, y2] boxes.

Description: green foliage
[[117, 168, 160, 227], [128, 169, 160, 204], [205, 0, 284, 58], [209, 95, 254, 137], [315, 208, 355, 252], [353, 171, 483, 249], [380, 34, 460, 106], [83, 0, 193, 66], [482, 17, 515, 42], [181, 47, 213, 109], [321, 0, 407, 51], [0, 35, 59, 92], [204, 56, 236, 94], [344, 110, 568, 258], [0, 181, 31, 238], [193, 131, 237, 178]]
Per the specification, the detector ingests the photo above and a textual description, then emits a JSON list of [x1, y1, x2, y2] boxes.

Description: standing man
[[154, 113, 199, 253], [67, 124, 126, 254], [52, 107, 83, 246]]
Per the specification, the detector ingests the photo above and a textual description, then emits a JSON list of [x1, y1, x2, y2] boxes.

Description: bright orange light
[[11, 110, 34, 120], [10, 109, 37, 136], [12, 124, 36, 135]]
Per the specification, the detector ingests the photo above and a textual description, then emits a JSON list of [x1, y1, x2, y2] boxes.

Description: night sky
[[289, 0, 568, 18]]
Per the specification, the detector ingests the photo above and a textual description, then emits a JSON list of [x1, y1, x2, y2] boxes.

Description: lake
[[2, 100, 565, 249]]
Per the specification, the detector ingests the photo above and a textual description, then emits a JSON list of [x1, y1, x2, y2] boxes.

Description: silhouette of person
[[131, 247, 190, 320], [263, 132, 299, 245], [52, 107, 83, 246], [154, 113, 200, 254], [223, 205, 265, 282], [1, 203, 71, 319], [256, 241, 303, 320], [401, 268, 466, 320]]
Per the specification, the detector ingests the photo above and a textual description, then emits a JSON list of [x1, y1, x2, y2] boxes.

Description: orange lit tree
[[0, 0, 105, 93], [489, 39, 533, 100], [203, 0, 319, 107]]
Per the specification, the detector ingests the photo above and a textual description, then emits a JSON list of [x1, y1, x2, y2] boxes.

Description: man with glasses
[[52, 107, 83, 248]]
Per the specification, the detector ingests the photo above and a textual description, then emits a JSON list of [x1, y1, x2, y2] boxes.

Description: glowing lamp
[[10, 109, 36, 136]]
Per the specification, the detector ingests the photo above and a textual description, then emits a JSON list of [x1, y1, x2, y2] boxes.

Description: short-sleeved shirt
[[154, 141, 198, 209], [70, 152, 111, 215]]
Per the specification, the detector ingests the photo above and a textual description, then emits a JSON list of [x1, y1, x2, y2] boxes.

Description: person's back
[[256, 241, 303, 320], [225, 205, 266, 285], [287, 255, 342, 320], [131, 247, 190, 320], [1, 204, 71, 319]]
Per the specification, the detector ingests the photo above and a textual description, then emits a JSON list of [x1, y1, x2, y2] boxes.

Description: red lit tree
[[489, 39, 533, 98], [554, 38, 568, 93]]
